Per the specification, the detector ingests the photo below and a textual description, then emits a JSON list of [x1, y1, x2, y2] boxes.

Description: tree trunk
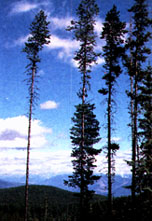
[[80, 52, 87, 220], [24, 65, 35, 221], [108, 80, 112, 215], [132, 65, 138, 208]]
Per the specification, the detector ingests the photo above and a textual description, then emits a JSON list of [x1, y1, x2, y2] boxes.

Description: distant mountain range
[[0, 179, 21, 189], [0, 174, 131, 197], [43, 174, 131, 197]]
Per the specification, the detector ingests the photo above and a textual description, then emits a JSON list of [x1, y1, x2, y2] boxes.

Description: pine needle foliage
[[137, 64, 152, 197], [68, 103, 101, 188], [65, 0, 101, 219], [67, 0, 99, 99], [124, 0, 152, 204], [99, 4, 126, 215]]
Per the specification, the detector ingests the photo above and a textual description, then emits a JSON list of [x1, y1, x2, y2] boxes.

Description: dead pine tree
[[23, 10, 50, 221]]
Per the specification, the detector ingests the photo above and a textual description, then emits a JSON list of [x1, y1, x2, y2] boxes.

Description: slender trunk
[[130, 74, 134, 154], [130, 75, 135, 202], [128, 20, 137, 204], [80, 49, 87, 220], [130, 73, 135, 202], [108, 80, 112, 215], [24, 65, 35, 221], [128, 19, 137, 205], [132, 63, 138, 206]]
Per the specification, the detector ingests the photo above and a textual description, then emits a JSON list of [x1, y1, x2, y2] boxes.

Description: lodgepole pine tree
[[23, 10, 50, 221], [138, 64, 152, 199], [98, 5, 126, 215], [64, 0, 101, 219], [124, 0, 151, 205]]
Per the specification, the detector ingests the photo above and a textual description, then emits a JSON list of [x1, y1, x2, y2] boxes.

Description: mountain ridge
[[0, 174, 131, 196]]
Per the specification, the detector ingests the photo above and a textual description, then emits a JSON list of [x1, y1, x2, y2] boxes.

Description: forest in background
[[0, 0, 152, 220], [0, 184, 151, 221]]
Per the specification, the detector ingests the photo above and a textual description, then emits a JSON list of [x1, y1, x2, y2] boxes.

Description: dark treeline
[[1, 0, 151, 220], [0, 185, 151, 221]]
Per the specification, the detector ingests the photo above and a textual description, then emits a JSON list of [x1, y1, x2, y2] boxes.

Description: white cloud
[[46, 34, 104, 67], [111, 137, 122, 142], [96, 57, 105, 65], [47, 34, 79, 54], [14, 34, 31, 46], [14, 33, 79, 62], [50, 16, 103, 36], [0, 149, 72, 176], [14, 32, 103, 67], [0, 147, 131, 177], [45, 34, 80, 65], [12, 33, 78, 66], [12, 15, 104, 67], [40, 100, 59, 110], [11, 1, 39, 14], [10, 1, 50, 15], [96, 149, 131, 175], [115, 150, 131, 175], [94, 18, 103, 36], [0, 116, 52, 149], [51, 17, 73, 30]]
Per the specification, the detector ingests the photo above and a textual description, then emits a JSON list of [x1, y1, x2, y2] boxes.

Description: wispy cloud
[[0, 147, 131, 177], [94, 18, 104, 36], [51, 17, 73, 30], [13, 32, 104, 67], [40, 100, 59, 110], [10, 1, 50, 14], [47, 34, 79, 54], [12, 32, 78, 66], [112, 137, 122, 142], [14, 34, 31, 46], [50, 16, 103, 36], [0, 116, 130, 177], [0, 149, 72, 176], [96, 149, 131, 175], [10, 1, 39, 14], [46, 34, 80, 65], [14, 33, 78, 54], [0, 116, 52, 149], [47, 16, 104, 66], [12, 12, 104, 67]]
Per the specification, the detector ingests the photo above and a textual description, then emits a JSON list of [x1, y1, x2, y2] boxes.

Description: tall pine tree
[[124, 0, 151, 204], [64, 0, 101, 219], [98, 5, 126, 215], [23, 10, 50, 221], [138, 64, 152, 198]]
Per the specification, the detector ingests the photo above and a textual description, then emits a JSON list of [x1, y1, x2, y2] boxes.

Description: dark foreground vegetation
[[0, 185, 151, 221]]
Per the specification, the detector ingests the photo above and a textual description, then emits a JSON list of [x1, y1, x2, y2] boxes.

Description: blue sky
[[0, 0, 148, 179]]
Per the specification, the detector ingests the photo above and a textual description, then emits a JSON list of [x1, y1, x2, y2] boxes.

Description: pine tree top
[[100, 5, 126, 87], [23, 10, 51, 61]]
